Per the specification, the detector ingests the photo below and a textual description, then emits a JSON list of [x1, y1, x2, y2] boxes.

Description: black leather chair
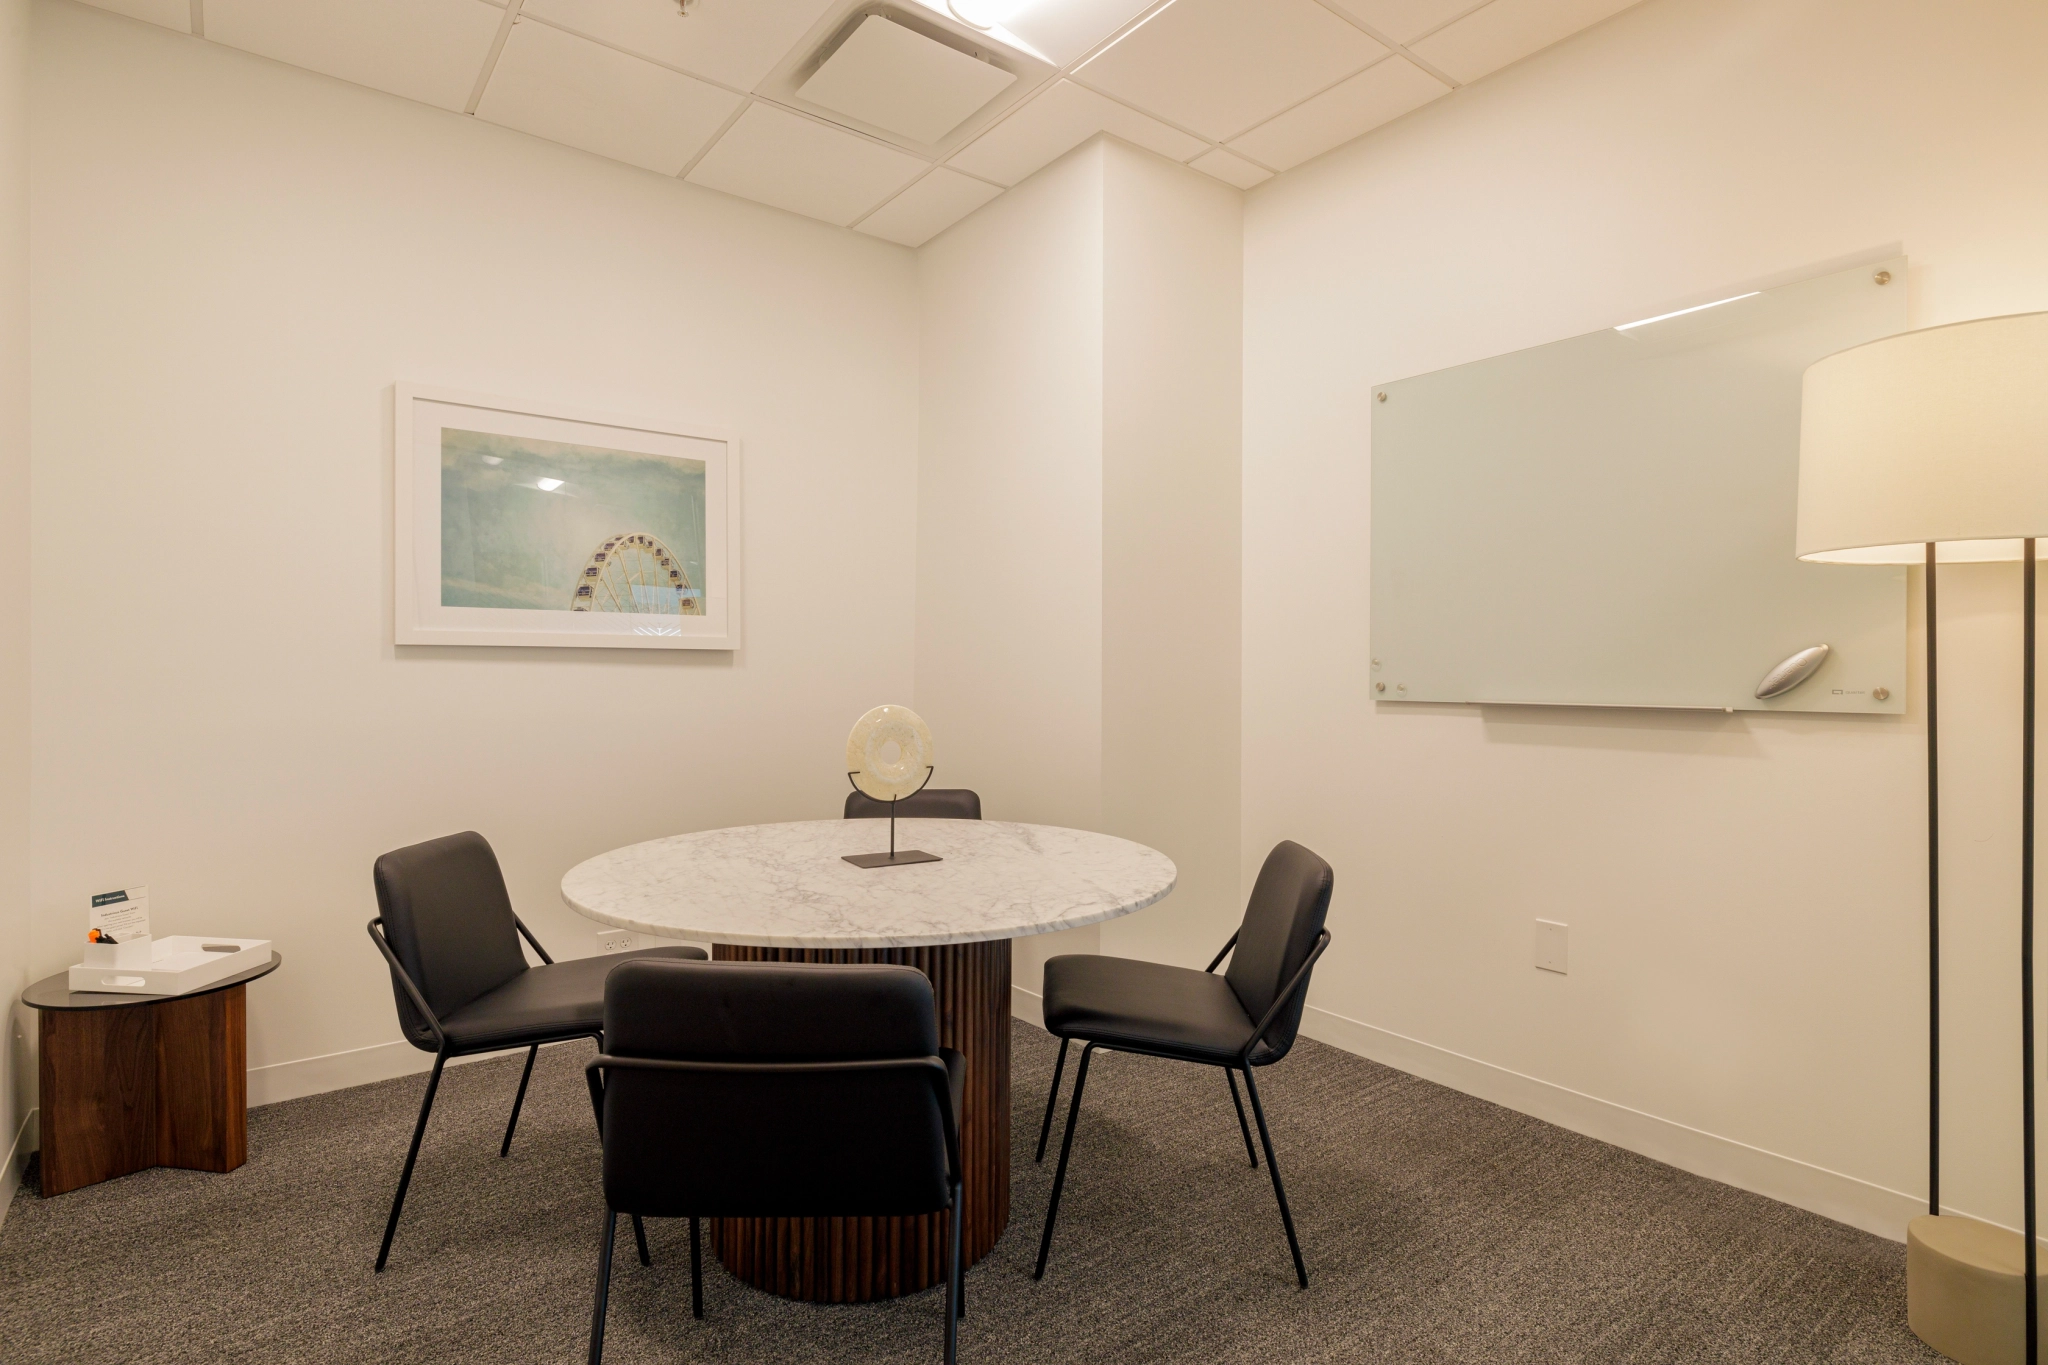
[[1033, 839, 1333, 1288], [844, 788, 982, 820], [585, 959, 966, 1365], [366, 830, 706, 1272]]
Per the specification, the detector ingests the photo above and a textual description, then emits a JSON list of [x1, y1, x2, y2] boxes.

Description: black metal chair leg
[[501, 1043, 540, 1157], [1034, 1042, 1094, 1279], [945, 1182, 963, 1365], [1225, 1067, 1258, 1169], [954, 1204, 966, 1320], [1240, 1065, 1308, 1288], [690, 1216, 703, 1319], [376, 1051, 448, 1272], [1036, 1037, 1070, 1162], [589, 1210, 617, 1365], [631, 1214, 651, 1267]]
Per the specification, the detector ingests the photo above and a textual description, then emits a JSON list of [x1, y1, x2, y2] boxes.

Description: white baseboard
[[245, 1038, 525, 1108], [8, 1038, 562, 1163], [1, 1106, 34, 1227], [1014, 981, 1925, 1244], [1298, 1004, 1927, 1244], [9, 1044, 491, 1150]]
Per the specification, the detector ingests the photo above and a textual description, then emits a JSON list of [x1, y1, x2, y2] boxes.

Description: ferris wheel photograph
[[436, 427, 707, 617]]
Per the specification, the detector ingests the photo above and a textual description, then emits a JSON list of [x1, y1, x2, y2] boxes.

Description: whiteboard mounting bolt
[[1874, 270, 1892, 285], [1375, 682, 1385, 692], [1874, 686, 1891, 700], [1377, 391, 1388, 402]]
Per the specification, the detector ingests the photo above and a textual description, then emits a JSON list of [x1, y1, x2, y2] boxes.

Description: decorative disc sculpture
[[844, 705, 941, 869]]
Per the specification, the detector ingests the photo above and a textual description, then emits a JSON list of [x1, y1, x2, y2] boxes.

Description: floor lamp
[[1797, 309, 2048, 1365]]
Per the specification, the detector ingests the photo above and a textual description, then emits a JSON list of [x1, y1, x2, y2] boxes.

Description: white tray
[[68, 936, 273, 997]]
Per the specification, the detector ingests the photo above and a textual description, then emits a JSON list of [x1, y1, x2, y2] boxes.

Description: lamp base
[[1910, 1214, 2044, 1364], [842, 850, 942, 870]]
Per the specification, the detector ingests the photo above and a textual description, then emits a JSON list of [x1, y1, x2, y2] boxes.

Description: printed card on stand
[[85, 886, 152, 967]]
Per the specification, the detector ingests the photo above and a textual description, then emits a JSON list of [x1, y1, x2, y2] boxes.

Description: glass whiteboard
[[1370, 258, 1908, 713]]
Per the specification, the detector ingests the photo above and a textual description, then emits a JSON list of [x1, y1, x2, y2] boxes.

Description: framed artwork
[[394, 384, 740, 650]]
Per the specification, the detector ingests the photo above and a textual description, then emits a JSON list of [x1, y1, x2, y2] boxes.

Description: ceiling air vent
[[797, 14, 1016, 145]]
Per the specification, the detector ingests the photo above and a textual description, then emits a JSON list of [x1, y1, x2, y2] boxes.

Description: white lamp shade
[[1797, 310, 2048, 564]]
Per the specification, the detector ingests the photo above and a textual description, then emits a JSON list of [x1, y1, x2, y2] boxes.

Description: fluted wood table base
[[709, 939, 1012, 1302]]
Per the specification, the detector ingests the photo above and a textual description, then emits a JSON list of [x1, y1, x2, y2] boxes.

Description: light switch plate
[[1534, 920, 1568, 974]]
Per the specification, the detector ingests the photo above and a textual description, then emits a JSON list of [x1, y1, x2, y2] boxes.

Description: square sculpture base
[[842, 850, 942, 869]]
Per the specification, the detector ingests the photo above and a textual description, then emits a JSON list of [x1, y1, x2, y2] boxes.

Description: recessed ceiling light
[[947, 0, 1022, 30], [536, 478, 565, 491], [904, 0, 1051, 62]]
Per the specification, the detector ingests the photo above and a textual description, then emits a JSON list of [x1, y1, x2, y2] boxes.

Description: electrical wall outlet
[[595, 927, 635, 954], [1534, 920, 1569, 974]]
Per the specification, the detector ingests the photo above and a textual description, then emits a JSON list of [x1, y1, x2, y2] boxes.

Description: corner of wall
[[0, 0, 33, 1225], [1096, 131, 1245, 970]]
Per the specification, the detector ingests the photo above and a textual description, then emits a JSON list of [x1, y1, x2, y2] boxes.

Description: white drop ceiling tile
[[1410, 0, 1642, 84], [205, 0, 501, 112], [687, 102, 929, 226], [1228, 57, 1449, 170], [518, 0, 838, 91], [77, 0, 191, 33], [999, 0, 1160, 67], [1188, 147, 1270, 190], [946, 80, 1205, 187], [1325, 0, 1483, 46], [1076, 0, 1386, 141], [478, 21, 741, 176], [797, 16, 1015, 145], [856, 168, 1002, 247]]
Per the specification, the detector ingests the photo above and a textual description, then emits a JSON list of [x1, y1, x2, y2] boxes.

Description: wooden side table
[[22, 954, 281, 1196]]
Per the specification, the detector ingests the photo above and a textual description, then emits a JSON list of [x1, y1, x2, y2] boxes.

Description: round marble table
[[562, 819, 1176, 1303]]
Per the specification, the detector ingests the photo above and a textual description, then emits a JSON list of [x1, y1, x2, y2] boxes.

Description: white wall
[[917, 136, 1242, 1005], [28, 1, 920, 1104], [1243, 0, 2048, 1239], [1097, 143, 1241, 968], [0, 0, 28, 1216], [917, 140, 1108, 1002]]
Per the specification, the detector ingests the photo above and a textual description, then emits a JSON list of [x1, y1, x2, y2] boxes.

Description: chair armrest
[[512, 914, 555, 965], [1205, 931, 1241, 974], [585, 1063, 607, 1136], [1240, 929, 1331, 1062], [585, 1052, 964, 1185], [367, 917, 447, 1051], [939, 1046, 967, 1160]]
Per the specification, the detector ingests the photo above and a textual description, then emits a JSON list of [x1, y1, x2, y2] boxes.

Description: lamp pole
[[2025, 536, 2038, 1364], [1927, 541, 1940, 1220]]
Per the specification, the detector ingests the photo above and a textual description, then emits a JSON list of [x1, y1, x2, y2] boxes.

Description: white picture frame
[[394, 383, 741, 650]]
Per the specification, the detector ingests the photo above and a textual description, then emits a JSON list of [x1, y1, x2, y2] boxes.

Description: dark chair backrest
[[596, 960, 955, 1219], [373, 831, 529, 1049], [844, 788, 982, 821], [1225, 840, 1334, 1063]]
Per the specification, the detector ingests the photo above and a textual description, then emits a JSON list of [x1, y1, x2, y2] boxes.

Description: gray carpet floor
[[0, 1021, 1938, 1364]]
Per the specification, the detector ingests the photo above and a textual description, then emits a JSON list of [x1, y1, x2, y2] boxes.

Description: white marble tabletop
[[560, 820, 1178, 950]]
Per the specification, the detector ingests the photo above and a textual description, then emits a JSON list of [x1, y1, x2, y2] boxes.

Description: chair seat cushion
[[442, 945, 706, 1051], [1041, 954, 1260, 1065]]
